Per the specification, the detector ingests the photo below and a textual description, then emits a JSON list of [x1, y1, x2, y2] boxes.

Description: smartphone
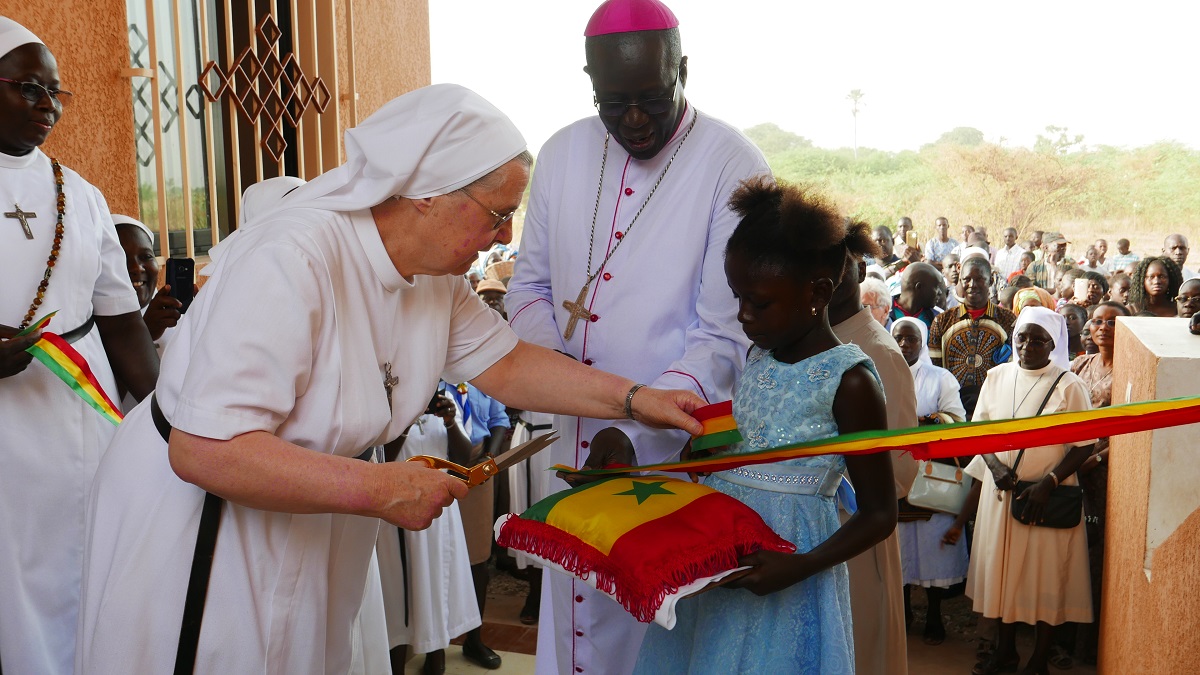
[[1073, 277, 1089, 300], [425, 384, 447, 415], [165, 257, 195, 313], [905, 230, 919, 250]]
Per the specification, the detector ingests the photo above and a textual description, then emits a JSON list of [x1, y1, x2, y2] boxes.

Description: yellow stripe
[[701, 415, 738, 435], [544, 477, 706, 555], [40, 342, 118, 416]]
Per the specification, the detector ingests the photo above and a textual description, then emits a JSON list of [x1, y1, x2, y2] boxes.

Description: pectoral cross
[[561, 282, 593, 341], [382, 362, 399, 407], [5, 204, 36, 239]]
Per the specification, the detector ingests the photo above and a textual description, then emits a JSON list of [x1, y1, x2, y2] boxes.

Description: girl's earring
[[810, 307, 817, 316]]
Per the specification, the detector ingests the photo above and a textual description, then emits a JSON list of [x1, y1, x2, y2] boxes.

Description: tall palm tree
[[846, 89, 864, 159]]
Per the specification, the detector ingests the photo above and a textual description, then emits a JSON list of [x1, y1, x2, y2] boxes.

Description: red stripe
[[693, 400, 733, 422], [663, 370, 710, 403], [508, 297, 552, 325]]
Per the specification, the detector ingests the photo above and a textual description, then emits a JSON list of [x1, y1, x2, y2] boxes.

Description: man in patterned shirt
[[923, 216, 958, 269], [928, 256, 1017, 418]]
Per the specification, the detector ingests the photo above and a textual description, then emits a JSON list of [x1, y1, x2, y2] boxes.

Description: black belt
[[60, 315, 94, 344], [152, 394, 224, 675]]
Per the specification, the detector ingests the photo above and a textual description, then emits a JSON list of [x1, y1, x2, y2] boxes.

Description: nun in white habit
[[77, 83, 706, 674]]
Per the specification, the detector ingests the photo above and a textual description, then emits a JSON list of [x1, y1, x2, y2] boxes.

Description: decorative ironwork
[[199, 13, 330, 163], [129, 25, 155, 167]]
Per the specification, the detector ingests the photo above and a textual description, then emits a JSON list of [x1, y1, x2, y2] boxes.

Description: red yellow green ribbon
[[553, 397, 1200, 477], [21, 314, 123, 425]]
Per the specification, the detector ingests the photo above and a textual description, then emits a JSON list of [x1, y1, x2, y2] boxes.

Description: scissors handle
[[405, 455, 498, 487]]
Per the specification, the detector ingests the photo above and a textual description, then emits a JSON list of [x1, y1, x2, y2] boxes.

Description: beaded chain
[[17, 158, 65, 330]]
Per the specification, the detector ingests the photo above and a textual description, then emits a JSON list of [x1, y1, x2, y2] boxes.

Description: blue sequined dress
[[634, 344, 877, 675]]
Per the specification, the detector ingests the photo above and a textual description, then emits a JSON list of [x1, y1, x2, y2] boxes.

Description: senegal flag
[[496, 476, 794, 622]]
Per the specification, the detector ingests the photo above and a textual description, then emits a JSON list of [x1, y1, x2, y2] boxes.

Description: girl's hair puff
[[726, 176, 848, 281]]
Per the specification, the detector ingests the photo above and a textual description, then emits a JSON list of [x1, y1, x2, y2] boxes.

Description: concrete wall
[[1101, 317, 1200, 673], [341, 0, 431, 128], [6, 1, 140, 216]]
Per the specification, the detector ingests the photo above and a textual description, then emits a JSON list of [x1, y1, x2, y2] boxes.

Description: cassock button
[[624, 187, 634, 196], [590, 314, 599, 322], [576, 668, 585, 673], [581, 441, 590, 449], [602, 273, 612, 281], [614, 232, 624, 240], [575, 595, 584, 603], [576, 630, 584, 637], [583, 359, 594, 366]]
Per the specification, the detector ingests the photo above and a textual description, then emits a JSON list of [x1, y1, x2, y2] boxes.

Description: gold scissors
[[406, 431, 559, 488]]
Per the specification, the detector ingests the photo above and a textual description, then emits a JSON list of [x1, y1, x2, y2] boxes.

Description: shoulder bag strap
[[1011, 370, 1069, 475]]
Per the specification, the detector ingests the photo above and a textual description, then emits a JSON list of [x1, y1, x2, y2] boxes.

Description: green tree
[[929, 126, 985, 147], [744, 123, 812, 156], [846, 89, 865, 159]]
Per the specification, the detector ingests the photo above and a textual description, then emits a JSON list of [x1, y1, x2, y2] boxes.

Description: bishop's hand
[[557, 426, 634, 488]]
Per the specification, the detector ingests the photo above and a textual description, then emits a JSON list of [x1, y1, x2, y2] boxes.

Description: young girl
[[634, 178, 896, 674]]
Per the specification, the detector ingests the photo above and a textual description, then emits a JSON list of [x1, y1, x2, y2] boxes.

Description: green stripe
[[692, 429, 743, 452], [28, 346, 121, 425], [521, 476, 624, 522]]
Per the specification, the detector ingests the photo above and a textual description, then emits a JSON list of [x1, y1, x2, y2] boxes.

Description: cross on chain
[[561, 284, 593, 341], [382, 362, 399, 407], [5, 204, 36, 239]]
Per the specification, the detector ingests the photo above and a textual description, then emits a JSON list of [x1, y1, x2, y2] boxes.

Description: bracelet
[[624, 383, 646, 420], [1048, 471, 1060, 488]]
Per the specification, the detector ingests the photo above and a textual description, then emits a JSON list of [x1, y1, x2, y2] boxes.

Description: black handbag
[[1008, 372, 1084, 529]]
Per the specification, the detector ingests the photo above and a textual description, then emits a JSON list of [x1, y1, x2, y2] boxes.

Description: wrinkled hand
[[557, 427, 634, 488], [1014, 476, 1055, 524], [143, 285, 183, 340], [629, 386, 705, 435], [941, 522, 964, 547], [373, 460, 469, 530], [724, 550, 806, 596], [0, 325, 39, 380]]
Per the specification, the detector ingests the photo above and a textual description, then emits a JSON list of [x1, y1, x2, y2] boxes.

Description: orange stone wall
[[6, 1, 140, 216]]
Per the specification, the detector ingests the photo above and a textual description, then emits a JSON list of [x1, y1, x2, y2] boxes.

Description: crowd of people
[[2, 2, 1198, 674]]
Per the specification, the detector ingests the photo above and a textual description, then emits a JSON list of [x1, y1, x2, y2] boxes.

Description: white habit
[[376, 412, 480, 654], [77, 209, 516, 674], [0, 149, 139, 674], [505, 107, 766, 675], [505, 410, 558, 569]]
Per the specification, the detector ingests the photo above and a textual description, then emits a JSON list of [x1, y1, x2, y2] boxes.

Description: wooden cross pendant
[[561, 282, 593, 341], [5, 204, 36, 239]]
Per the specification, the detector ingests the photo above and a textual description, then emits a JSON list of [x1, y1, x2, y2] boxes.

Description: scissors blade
[[491, 431, 559, 473]]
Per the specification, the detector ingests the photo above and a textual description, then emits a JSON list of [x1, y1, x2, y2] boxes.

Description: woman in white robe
[[76, 83, 706, 675], [0, 20, 158, 674]]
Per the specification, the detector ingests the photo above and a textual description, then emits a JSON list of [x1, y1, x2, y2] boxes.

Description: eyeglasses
[[593, 77, 679, 118], [460, 190, 515, 230], [1089, 318, 1117, 327], [1015, 335, 1053, 346], [1176, 294, 1200, 305], [0, 77, 73, 108]]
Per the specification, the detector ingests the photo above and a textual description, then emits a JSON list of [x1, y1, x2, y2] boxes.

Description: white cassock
[[76, 209, 516, 674], [0, 149, 139, 674], [505, 106, 766, 675], [376, 412, 480, 654]]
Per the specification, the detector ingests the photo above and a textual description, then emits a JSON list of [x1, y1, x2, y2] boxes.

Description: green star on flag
[[614, 480, 675, 505]]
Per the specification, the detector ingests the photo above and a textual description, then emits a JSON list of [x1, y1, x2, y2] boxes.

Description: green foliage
[[137, 182, 211, 232], [746, 125, 1200, 254]]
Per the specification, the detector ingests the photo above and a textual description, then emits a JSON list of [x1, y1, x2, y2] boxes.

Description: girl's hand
[[1014, 476, 1054, 524], [680, 439, 723, 483], [143, 285, 183, 340], [988, 462, 1017, 492], [941, 522, 963, 547], [724, 550, 807, 596]]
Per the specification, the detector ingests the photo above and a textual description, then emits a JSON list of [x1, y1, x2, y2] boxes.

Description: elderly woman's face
[[0, 44, 63, 156], [1015, 323, 1054, 370], [431, 160, 529, 276]]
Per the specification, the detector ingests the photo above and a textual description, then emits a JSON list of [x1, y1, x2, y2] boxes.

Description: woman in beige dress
[[964, 306, 1095, 675]]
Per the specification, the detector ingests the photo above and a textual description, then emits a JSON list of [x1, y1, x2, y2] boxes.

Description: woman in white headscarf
[[962, 306, 1095, 675], [890, 316, 968, 646], [0, 18, 158, 674], [77, 84, 705, 674]]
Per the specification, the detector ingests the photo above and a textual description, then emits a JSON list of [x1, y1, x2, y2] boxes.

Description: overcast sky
[[430, 0, 1198, 155]]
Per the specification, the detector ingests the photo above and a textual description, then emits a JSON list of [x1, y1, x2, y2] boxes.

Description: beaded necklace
[[17, 158, 66, 330]]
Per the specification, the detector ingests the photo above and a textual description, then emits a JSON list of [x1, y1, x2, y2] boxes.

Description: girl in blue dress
[[635, 178, 897, 674]]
